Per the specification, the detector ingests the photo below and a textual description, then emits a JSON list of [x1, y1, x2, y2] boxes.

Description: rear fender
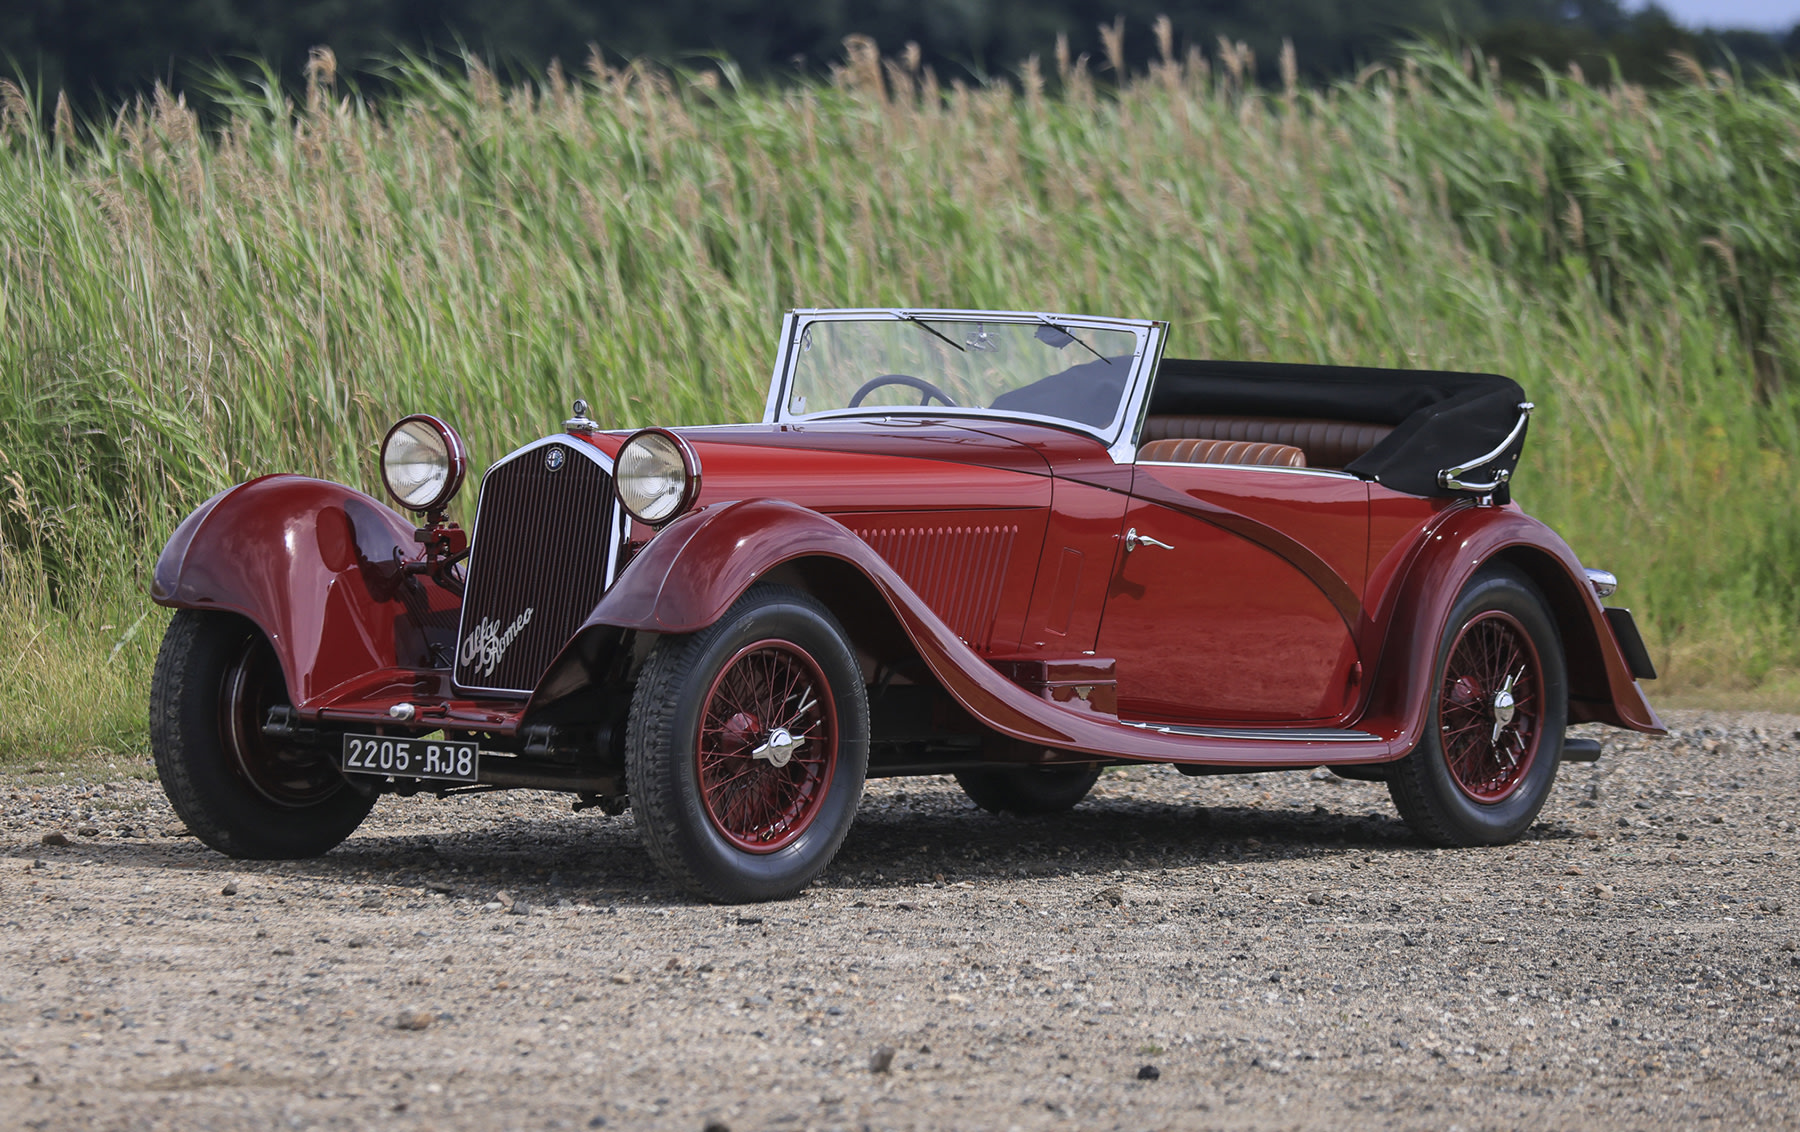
[[1362, 505, 1664, 746], [151, 474, 461, 710]]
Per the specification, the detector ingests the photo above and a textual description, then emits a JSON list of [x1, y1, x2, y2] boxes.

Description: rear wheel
[[626, 585, 869, 902], [955, 764, 1103, 815], [1387, 567, 1567, 846], [149, 610, 375, 858]]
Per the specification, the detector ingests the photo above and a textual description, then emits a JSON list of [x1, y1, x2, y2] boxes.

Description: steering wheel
[[847, 373, 959, 408]]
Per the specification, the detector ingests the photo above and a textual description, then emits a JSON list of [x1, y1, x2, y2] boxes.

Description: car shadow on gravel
[[39, 791, 1586, 905], [826, 799, 1415, 886]]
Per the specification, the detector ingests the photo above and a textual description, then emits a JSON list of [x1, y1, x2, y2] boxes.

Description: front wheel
[[1387, 566, 1567, 846], [149, 610, 375, 858], [626, 585, 870, 902]]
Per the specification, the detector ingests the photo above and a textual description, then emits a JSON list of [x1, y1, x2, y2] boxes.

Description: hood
[[665, 420, 1055, 514]]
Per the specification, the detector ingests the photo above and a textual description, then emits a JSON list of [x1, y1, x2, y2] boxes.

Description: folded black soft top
[[1149, 358, 1531, 501]]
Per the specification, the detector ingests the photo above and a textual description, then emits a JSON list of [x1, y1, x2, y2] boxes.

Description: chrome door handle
[[1124, 527, 1174, 553]]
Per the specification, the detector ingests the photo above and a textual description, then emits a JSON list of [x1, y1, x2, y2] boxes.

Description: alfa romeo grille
[[453, 442, 615, 694]]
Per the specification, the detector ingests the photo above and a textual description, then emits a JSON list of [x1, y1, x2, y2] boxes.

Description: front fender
[[1363, 505, 1664, 747], [546, 499, 1122, 746], [583, 499, 881, 635], [152, 474, 460, 709]]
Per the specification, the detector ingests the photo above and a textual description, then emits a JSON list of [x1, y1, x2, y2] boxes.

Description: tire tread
[[1386, 565, 1567, 848], [625, 584, 868, 902], [149, 609, 373, 859], [625, 618, 714, 897], [149, 610, 221, 845]]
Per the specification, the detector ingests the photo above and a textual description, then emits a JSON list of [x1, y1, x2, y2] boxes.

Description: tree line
[[3, 0, 1795, 113]]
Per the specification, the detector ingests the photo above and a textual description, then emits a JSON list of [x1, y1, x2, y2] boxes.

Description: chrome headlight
[[615, 428, 700, 525], [381, 414, 468, 513]]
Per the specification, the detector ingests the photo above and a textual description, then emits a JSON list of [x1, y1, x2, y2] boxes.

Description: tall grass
[[3, 39, 1797, 759]]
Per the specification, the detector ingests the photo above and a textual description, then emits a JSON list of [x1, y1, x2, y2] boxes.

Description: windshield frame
[[762, 309, 1168, 462]]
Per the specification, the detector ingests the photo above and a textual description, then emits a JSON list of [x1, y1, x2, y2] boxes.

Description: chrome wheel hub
[[1491, 688, 1516, 726], [753, 726, 800, 768], [1488, 668, 1525, 751]]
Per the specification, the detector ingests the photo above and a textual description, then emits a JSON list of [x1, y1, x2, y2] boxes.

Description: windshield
[[782, 315, 1142, 435]]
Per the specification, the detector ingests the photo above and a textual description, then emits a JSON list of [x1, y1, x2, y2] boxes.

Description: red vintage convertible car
[[149, 309, 1662, 902]]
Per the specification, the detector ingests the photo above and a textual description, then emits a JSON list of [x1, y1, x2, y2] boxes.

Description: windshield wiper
[[1034, 314, 1109, 364], [893, 310, 966, 353]]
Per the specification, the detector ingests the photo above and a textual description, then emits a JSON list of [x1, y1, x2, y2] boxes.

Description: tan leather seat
[[1142, 415, 1393, 468], [1138, 437, 1306, 468]]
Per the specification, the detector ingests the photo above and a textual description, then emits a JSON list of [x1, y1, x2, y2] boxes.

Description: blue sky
[[1627, 0, 1800, 31]]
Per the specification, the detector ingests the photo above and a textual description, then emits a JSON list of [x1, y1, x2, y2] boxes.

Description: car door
[[1093, 461, 1370, 725]]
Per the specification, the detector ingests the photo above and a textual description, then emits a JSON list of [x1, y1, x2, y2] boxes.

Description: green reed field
[[2, 36, 1798, 760]]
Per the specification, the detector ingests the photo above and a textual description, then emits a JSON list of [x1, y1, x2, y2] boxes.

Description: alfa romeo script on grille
[[340, 735, 479, 783]]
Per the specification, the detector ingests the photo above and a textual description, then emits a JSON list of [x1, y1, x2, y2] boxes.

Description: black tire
[[954, 763, 1103, 815], [149, 610, 375, 858], [1387, 566, 1567, 847], [625, 585, 870, 903]]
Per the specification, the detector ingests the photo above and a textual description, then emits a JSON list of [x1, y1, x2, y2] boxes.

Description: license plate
[[340, 734, 479, 783]]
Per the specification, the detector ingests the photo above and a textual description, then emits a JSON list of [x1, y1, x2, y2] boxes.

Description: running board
[[1121, 721, 1380, 743]]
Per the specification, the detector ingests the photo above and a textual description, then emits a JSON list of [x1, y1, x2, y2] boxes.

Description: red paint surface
[[959, 420, 1136, 489], [156, 419, 1662, 764], [557, 498, 1414, 765], [662, 424, 1053, 655], [686, 438, 1050, 514], [1016, 479, 1131, 654], [1363, 485, 1459, 638], [1098, 466, 1367, 723], [1356, 501, 1663, 736], [832, 515, 1045, 654], [588, 419, 1052, 476], [151, 475, 462, 711]]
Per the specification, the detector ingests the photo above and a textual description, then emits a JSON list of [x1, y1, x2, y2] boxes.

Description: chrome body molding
[[1134, 461, 1361, 480], [1121, 721, 1381, 742]]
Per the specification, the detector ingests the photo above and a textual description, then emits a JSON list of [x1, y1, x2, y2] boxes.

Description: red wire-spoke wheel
[[1387, 567, 1568, 848], [696, 640, 839, 853], [1437, 611, 1543, 804], [627, 585, 870, 903]]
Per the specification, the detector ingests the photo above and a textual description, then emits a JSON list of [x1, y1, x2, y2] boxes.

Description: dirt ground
[[3, 708, 1798, 1131]]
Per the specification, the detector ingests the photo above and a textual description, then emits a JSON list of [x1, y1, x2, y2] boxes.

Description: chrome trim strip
[[1134, 461, 1360, 480], [1122, 721, 1380, 742], [453, 435, 622, 698], [1438, 402, 1534, 492], [784, 306, 1155, 332], [1108, 321, 1167, 465], [761, 311, 798, 425], [791, 404, 1122, 443]]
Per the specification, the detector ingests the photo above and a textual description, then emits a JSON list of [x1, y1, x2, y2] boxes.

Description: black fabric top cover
[[1148, 359, 1531, 501], [988, 355, 1134, 428]]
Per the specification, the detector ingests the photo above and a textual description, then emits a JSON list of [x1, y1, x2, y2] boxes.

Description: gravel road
[[3, 708, 1798, 1131]]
